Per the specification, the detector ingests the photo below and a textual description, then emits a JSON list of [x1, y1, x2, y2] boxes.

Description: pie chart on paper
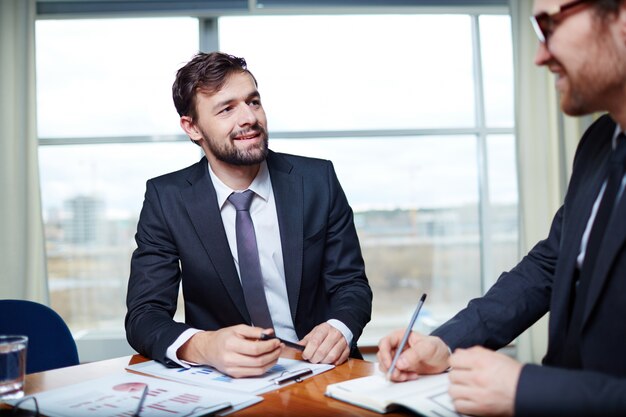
[[112, 382, 148, 392]]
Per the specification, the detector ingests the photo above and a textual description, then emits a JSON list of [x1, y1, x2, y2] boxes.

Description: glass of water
[[0, 335, 28, 401]]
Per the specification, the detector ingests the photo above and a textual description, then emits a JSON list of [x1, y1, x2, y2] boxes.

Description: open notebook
[[325, 372, 467, 417]]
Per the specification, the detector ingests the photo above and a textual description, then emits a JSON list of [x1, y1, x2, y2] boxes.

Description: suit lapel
[[549, 173, 605, 340], [561, 116, 620, 330], [180, 159, 249, 323], [582, 190, 626, 327], [267, 152, 303, 322], [550, 119, 615, 342]]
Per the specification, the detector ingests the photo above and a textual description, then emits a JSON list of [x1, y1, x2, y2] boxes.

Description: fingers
[[446, 347, 520, 417], [301, 323, 348, 364], [220, 325, 279, 356], [233, 324, 273, 340], [377, 330, 450, 380], [219, 347, 281, 378], [377, 328, 407, 371], [182, 325, 282, 378], [334, 345, 350, 365], [448, 345, 488, 370]]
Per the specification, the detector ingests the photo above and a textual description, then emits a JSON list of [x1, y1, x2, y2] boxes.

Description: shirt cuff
[[327, 319, 353, 347], [165, 328, 203, 368]]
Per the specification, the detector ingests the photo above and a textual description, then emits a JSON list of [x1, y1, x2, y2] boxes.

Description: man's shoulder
[[268, 150, 332, 172], [580, 114, 616, 145], [567, 114, 616, 179], [147, 158, 205, 186]]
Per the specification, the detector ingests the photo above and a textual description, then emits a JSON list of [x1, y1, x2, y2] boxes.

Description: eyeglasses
[[530, 0, 594, 43], [1, 386, 148, 417], [0, 396, 40, 416]]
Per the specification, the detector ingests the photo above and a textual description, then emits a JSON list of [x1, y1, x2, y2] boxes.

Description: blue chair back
[[0, 299, 79, 374]]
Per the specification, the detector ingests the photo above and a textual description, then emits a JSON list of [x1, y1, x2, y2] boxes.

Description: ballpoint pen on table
[[386, 293, 427, 381], [132, 385, 148, 417], [271, 368, 314, 385]]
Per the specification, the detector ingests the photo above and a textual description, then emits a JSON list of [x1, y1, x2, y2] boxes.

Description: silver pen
[[386, 293, 427, 381]]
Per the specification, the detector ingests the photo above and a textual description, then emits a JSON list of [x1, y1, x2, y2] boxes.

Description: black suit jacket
[[125, 150, 372, 364], [433, 114, 626, 415]]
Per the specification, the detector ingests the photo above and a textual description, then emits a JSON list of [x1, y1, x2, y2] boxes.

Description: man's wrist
[[166, 328, 202, 367], [327, 319, 353, 346]]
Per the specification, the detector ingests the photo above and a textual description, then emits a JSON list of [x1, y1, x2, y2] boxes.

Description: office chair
[[0, 299, 79, 374]]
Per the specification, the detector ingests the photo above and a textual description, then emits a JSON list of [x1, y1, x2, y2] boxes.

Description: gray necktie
[[228, 190, 274, 329]]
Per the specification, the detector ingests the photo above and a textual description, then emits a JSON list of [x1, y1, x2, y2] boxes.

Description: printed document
[[127, 357, 334, 395], [6, 372, 261, 416]]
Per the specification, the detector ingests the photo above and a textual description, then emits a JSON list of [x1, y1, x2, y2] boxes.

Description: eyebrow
[[212, 90, 261, 112]]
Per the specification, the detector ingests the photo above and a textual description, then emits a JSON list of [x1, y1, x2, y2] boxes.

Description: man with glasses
[[378, 1, 626, 415]]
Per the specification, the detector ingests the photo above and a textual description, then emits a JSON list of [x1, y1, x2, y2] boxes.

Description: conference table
[[17, 352, 412, 416]]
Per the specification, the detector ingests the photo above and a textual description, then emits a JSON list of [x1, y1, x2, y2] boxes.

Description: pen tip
[[420, 293, 427, 301]]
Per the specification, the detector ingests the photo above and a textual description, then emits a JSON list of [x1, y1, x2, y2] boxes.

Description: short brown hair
[[172, 52, 257, 121]]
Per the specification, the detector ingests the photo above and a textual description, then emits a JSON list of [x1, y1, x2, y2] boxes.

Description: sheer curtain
[[0, 0, 48, 303], [509, 0, 589, 363]]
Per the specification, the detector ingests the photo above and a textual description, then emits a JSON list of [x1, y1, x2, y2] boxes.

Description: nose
[[534, 41, 551, 66], [237, 103, 257, 126]]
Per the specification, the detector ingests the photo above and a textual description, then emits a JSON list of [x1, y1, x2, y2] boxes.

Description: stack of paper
[[6, 358, 334, 416]]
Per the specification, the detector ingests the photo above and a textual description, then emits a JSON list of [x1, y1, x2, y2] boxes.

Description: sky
[[35, 14, 516, 219]]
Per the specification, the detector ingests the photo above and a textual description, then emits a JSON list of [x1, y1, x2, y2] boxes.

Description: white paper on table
[[5, 372, 261, 417], [127, 358, 334, 395]]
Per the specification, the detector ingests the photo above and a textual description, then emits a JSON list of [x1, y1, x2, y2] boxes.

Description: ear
[[180, 116, 203, 144]]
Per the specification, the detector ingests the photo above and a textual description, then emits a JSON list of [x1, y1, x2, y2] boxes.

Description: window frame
[[36, 6, 517, 351]]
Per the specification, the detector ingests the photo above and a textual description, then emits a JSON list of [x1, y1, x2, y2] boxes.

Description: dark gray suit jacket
[[125, 150, 372, 364], [433, 114, 626, 416]]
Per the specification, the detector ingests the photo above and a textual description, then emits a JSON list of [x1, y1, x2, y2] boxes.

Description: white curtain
[[508, 0, 589, 363], [0, 0, 49, 303]]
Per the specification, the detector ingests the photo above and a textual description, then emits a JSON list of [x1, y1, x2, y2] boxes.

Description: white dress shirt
[[166, 160, 352, 366]]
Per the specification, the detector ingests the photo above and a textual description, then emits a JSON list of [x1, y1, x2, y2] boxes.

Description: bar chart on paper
[[5, 372, 261, 417]]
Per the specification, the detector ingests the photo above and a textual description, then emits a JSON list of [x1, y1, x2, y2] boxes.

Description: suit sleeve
[[125, 180, 191, 364], [322, 161, 372, 345], [431, 206, 563, 350], [515, 364, 626, 416]]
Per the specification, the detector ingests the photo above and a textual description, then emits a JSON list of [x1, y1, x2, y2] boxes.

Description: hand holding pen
[[386, 293, 427, 381], [377, 294, 452, 382], [259, 332, 305, 351]]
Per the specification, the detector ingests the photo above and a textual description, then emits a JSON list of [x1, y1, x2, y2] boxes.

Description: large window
[[36, 11, 517, 351], [36, 18, 201, 337], [219, 14, 517, 341]]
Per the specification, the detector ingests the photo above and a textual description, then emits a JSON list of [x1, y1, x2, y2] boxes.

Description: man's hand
[[448, 346, 522, 417], [177, 324, 281, 378], [301, 323, 349, 365], [377, 330, 450, 382]]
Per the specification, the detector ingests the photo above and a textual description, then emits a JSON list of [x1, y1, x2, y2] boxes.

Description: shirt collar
[[207, 160, 271, 209]]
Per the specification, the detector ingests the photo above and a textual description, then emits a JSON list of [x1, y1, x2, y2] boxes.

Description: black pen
[[132, 385, 148, 417], [259, 333, 305, 351], [272, 368, 313, 385]]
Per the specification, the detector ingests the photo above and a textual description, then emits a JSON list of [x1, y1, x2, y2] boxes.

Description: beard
[[200, 123, 269, 166], [558, 27, 624, 116]]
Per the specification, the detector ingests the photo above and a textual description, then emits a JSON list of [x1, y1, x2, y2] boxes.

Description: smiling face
[[533, 0, 626, 118], [180, 71, 269, 168]]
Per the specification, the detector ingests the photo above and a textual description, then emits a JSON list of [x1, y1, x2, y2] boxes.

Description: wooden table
[[18, 354, 409, 416]]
